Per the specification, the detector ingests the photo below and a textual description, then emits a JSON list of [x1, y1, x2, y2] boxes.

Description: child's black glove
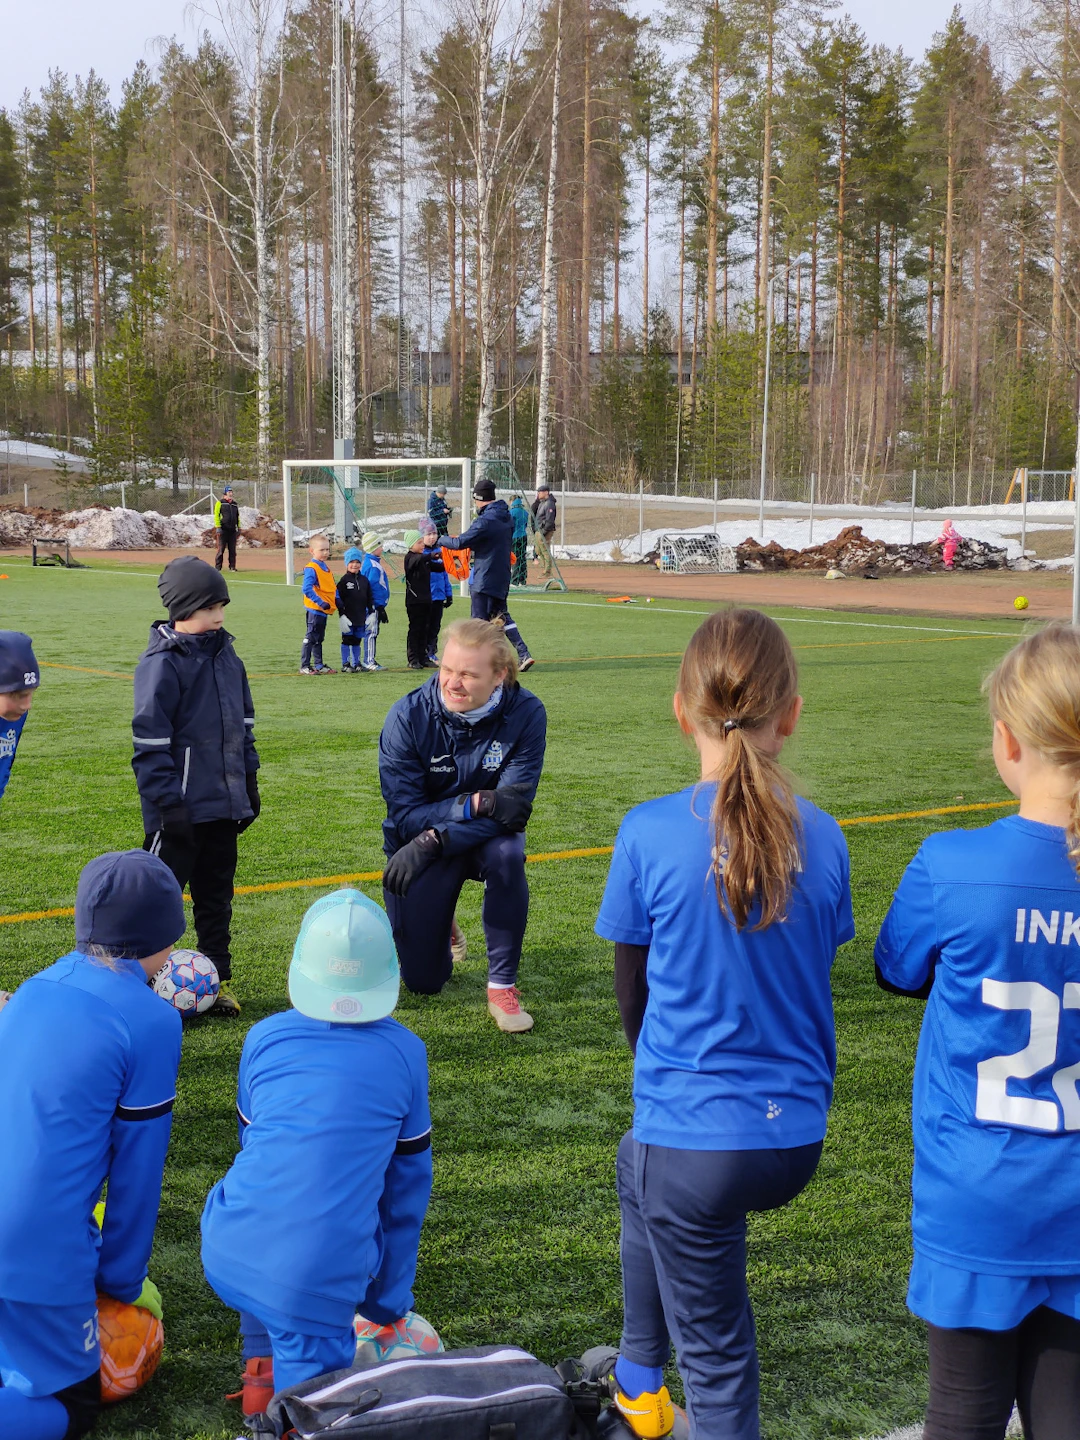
[[160, 805, 194, 845], [472, 784, 533, 832], [444, 596, 453, 609], [383, 830, 442, 896], [238, 773, 261, 833], [377, 607, 389, 625]]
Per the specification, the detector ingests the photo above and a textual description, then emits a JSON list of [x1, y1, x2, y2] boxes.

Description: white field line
[[865, 1410, 1022, 1440]]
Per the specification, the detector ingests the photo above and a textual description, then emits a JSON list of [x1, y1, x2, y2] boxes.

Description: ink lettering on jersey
[[428, 752, 455, 775], [1014, 908, 1080, 946]]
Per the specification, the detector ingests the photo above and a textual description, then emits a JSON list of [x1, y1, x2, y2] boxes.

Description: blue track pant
[[239, 1310, 355, 1394], [383, 832, 529, 991], [617, 1132, 821, 1439], [470, 591, 530, 663]]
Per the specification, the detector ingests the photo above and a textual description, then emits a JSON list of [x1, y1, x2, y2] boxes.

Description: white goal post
[[280, 457, 473, 586], [659, 532, 737, 575]]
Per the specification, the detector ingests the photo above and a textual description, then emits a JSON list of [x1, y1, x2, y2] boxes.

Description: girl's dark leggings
[[617, 1131, 821, 1440], [924, 1305, 1080, 1440]]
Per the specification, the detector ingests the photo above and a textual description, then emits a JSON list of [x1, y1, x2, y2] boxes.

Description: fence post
[[808, 471, 816, 546], [1021, 468, 1028, 558], [283, 462, 294, 584], [561, 469, 566, 549], [639, 470, 645, 556], [909, 469, 917, 545], [713, 476, 718, 534]]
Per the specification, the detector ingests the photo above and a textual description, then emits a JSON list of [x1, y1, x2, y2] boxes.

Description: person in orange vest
[[300, 536, 337, 675]]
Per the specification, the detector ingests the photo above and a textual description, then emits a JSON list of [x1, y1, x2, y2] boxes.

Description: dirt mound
[[736, 524, 1009, 574]]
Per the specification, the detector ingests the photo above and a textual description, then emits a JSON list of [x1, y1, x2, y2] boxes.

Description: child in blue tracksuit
[[336, 548, 373, 673], [420, 519, 453, 663], [0, 850, 185, 1440], [360, 532, 390, 672], [201, 888, 433, 1415], [595, 609, 853, 1440], [876, 623, 1080, 1440]]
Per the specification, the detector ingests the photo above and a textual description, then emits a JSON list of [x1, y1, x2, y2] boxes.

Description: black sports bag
[[254, 1345, 598, 1439]]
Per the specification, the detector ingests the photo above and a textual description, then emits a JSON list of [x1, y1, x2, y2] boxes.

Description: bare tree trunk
[[706, 3, 720, 352], [756, 0, 774, 324], [941, 102, 956, 395], [535, 0, 562, 488], [1052, 0, 1070, 360], [579, 0, 591, 418]]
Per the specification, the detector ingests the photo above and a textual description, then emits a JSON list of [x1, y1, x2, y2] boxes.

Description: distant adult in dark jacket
[[379, 618, 547, 1032], [214, 485, 241, 573], [132, 556, 260, 1016], [439, 478, 534, 670], [531, 485, 557, 574], [427, 486, 452, 536]]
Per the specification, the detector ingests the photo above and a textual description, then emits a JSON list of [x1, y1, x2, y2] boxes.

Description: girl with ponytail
[[876, 622, 1080, 1440], [594, 608, 854, 1439]]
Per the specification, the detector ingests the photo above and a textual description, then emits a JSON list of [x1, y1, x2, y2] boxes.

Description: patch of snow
[[0, 432, 88, 470]]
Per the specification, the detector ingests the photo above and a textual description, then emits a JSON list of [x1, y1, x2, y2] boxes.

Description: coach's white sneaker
[[487, 985, 533, 1033]]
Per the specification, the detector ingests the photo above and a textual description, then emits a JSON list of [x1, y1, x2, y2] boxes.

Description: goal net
[[279, 456, 567, 592], [659, 532, 738, 575]]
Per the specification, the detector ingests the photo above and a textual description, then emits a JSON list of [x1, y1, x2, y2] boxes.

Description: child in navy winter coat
[[0, 850, 185, 1440], [132, 557, 260, 1016], [201, 888, 433, 1415], [336, 549, 373, 673]]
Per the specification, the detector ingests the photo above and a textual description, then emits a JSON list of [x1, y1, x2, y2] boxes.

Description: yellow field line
[[41, 661, 133, 679], [0, 799, 1019, 927]]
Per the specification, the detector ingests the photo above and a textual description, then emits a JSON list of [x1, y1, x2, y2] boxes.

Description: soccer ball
[[97, 1295, 164, 1403], [1014, 595, 1029, 611], [151, 949, 219, 1017], [353, 1310, 444, 1365]]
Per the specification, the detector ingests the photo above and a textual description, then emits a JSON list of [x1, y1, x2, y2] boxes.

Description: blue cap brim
[[288, 966, 399, 1024]]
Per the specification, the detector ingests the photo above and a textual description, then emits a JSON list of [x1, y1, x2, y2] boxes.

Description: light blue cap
[[343, 546, 363, 564], [288, 889, 399, 1024]]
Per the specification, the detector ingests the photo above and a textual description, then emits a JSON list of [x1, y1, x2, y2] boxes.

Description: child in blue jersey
[[876, 622, 1080, 1440], [360, 532, 390, 672], [0, 630, 40, 806], [595, 609, 853, 1440], [0, 849, 185, 1440], [201, 888, 433, 1416]]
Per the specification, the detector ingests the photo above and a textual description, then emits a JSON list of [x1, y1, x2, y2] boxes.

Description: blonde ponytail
[[985, 622, 1080, 873], [678, 609, 801, 930]]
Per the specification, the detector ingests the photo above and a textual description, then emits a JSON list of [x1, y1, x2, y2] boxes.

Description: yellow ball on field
[[1014, 596, 1029, 611]]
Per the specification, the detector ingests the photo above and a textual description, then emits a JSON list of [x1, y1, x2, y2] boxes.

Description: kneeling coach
[[379, 618, 547, 1033]]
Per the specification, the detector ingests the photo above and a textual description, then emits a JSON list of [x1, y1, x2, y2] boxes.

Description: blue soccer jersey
[[0, 952, 181, 1307], [201, 1010, 433, 1329], [0, 712, 27, 802], [596, 787, 854, 1151], [876, 816, 1080, 1277]]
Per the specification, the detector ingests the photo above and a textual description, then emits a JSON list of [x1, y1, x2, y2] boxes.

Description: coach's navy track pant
[[383, 832, 528, 992], [469, 590, 531, 663]]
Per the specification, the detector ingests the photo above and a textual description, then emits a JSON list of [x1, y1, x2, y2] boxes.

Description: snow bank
[[0, 432, 88, 470], [0, 504, 284, 550]]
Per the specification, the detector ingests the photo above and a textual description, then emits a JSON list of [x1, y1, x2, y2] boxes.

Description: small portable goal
[[659, 533, 738, 575]]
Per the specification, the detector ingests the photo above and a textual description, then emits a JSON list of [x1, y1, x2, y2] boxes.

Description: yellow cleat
[[613, 1384, 675, 1439]]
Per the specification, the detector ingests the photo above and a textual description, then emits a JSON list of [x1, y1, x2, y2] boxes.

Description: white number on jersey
[[976, 978, 1080, 1132]]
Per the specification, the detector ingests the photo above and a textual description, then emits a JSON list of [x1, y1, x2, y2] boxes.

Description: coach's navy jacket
[[132, 623, 259, 832], [441, 499, 513, 598], [379, 675, 547, 858]]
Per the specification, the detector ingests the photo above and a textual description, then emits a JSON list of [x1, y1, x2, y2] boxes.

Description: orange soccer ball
[[97, 1295, 164, 1403]]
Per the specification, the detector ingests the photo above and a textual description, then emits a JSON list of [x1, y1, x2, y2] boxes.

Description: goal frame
[[659, 531, 738, 575], [280, 456, 473, 587]]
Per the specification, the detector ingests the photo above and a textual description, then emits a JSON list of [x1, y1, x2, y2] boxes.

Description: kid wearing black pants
[[336, 547, 373, 672], [420, 519, 453, 663], [403, 529, 443, 670], [132, 556, 261, 1017]]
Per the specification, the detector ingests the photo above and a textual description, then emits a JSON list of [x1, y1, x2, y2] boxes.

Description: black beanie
[[158, 556, 231, 622], [75, 850, 185, 960], [473, 478, 496, 503]]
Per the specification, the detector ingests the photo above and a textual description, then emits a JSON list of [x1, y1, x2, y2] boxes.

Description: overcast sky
[[2, 0, 963, 113]]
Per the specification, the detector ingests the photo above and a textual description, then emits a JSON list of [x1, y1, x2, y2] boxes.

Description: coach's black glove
[[383, 830, 442, 896], [377, 607, 389, 625], [160, 805, 194, 845], [473, 784, 533, 832], [238, 773, 261, 833]]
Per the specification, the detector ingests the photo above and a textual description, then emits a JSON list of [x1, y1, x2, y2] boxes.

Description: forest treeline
[[0, 0, 1078, 507]]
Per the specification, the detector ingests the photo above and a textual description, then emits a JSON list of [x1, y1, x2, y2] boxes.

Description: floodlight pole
[[757, 270, 774, 540]]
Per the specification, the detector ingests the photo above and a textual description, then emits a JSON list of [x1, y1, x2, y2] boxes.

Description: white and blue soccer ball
[[353, 1311, 444, 1365], [152, 949, 219, 1017]]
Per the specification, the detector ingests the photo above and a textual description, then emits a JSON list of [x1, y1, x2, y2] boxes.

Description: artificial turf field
[[0, 557, 1031, 1440]]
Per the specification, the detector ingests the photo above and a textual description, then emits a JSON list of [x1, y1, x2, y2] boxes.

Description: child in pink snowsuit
[[936, 519, 959, 569]]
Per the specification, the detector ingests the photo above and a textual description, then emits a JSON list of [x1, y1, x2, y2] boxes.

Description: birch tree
[[534, 0, 562, 488]]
